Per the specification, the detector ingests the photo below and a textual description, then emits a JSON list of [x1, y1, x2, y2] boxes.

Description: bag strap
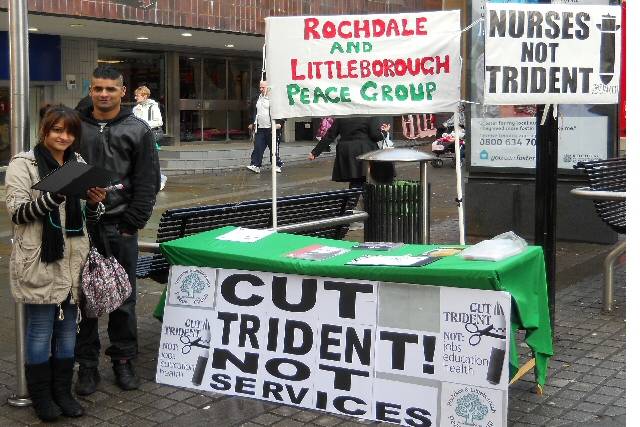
[[88, 223, 113, 258], [148, 104, 152, 122]]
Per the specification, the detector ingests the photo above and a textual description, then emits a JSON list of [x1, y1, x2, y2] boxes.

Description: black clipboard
[[32, 161, 119, 198]]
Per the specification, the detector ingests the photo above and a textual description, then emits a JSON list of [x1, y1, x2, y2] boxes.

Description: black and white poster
[[156, 266, 217, 389], [484, 3, 621, 104], [157, 268, 511, 426]]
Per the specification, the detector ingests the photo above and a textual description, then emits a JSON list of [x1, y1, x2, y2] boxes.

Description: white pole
[[271, 120, 278, 229], [453, 110, 465, 245]]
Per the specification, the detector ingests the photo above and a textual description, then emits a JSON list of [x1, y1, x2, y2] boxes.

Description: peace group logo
[[174, 269, 211, 305], [442, 385, 501, 427]]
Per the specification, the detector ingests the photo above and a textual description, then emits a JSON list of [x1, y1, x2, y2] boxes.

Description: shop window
[[0, 88, 9, 166]]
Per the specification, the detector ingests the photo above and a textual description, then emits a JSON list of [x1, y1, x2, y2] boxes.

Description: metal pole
[[453, 110, 465, 245], [603, 241, 625, 312], [534, 104, 558, 333], [271, 120, 277, 229], [7, 0, 32, 407], [420, 161, 429, 244]]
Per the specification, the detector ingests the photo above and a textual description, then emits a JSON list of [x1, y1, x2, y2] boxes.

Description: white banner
[[157, 267, 511, 426], [484, 3, 621, 105], [265, 11, 461, 119], [470, 114, 608, 169]]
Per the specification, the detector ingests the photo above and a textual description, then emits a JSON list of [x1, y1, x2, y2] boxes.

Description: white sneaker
[[275, 166, 282, 173], [246, 165, 260, 173]]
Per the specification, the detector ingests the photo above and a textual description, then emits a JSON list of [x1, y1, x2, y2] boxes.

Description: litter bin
[[358, 148, 436, 244]]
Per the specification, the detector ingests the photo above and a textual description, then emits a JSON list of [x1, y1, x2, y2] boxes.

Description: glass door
[[179, 56, 204, 142], [201, 58, 228, 141], [179, 56, 257, 143]]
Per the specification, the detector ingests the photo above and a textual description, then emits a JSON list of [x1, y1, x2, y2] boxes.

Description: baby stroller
[[431, 129, 465, 168]]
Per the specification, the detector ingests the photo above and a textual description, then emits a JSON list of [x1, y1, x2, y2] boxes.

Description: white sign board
[[470, 115, 608, 169], [484, 3, 621, 105], [157, 267, 511, 426], [265, 11, 461, 119]]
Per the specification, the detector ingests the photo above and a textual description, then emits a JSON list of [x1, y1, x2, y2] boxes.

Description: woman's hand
[[308, 153, 316, 160], [380, 123, 391, 132], [86, 187, 106, 206]]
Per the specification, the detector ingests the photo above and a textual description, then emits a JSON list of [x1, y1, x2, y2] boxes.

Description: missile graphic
[[596, 14, 620, 85]]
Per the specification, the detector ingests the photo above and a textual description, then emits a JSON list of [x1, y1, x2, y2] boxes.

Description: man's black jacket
[[77, 105, 160, 234]]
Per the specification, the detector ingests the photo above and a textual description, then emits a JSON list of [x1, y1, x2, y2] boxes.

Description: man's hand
[[247, 123, 254, 130], [380, 123, 391, 132], [86, 187, 106, 206], [308, 153, 316, 160], [275, 123, 281, 130]]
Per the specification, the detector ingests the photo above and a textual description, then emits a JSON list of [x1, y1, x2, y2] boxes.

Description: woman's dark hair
[[39, 105, 82, 152]]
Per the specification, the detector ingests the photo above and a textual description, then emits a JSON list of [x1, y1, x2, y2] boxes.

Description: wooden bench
[[136, 188, 366, 283], [571, 157, 626, 312]]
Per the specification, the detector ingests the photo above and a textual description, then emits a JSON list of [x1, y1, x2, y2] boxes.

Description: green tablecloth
[[160, 226, 554, 386]]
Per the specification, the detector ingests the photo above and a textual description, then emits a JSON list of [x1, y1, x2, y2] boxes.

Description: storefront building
[[0, 0, 454, 166]]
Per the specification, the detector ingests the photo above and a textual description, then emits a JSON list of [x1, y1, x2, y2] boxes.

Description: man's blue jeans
[[250, 128, 283, 167], [25, 298, 77, 364]]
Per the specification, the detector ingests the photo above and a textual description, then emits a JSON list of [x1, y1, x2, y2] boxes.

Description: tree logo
[[454, 393, 489, 426], [175, 269, 211, 305]]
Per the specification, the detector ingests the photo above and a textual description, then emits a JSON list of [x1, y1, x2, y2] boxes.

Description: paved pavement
[[0, 152, 626, 426]]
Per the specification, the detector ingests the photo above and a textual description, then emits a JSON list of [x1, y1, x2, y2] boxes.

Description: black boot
[[25, 362, 62, 422], [75, 365, 100, 396], [112, 359, 140, 391], [51, 358, 84, 417]]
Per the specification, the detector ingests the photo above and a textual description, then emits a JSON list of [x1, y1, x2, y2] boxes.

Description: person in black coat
[[308, 116, 391, 188]]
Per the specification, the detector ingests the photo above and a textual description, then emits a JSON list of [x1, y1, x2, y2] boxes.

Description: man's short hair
[[92, 65, 124, 86], [135, 86, 151, 97]]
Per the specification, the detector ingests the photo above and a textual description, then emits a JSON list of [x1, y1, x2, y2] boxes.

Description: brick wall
[[0, 0, 443, 35]]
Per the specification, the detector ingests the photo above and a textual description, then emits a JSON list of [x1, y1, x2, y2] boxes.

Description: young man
[[75, 65, 160, 395], [246, 80, 284, 173]]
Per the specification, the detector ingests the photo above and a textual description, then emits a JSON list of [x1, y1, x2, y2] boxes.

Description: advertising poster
[[157, 267, 512, 426], [265, 11, 461, 119], [484, 3, 622, 105], [470, 114, 607, 168]]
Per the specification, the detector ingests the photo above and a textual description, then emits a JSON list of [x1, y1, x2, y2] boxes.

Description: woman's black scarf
[[33, 144, 84, 263]]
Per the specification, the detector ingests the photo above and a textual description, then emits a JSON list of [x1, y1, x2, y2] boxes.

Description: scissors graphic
[[180, 335, 210, 354], [465, 323, 506, 346]]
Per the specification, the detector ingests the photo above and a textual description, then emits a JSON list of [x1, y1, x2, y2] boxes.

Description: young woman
[[5, 105, 106, 421]]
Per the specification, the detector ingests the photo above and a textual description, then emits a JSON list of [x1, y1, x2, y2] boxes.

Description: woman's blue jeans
[[25, 298, 77, 364]]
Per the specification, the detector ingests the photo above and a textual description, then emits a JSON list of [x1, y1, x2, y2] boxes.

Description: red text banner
[[265, 11, 462, 119]]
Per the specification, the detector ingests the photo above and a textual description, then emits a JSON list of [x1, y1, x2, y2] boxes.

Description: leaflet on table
[[286, 244, 350, 261], [215, 227, 275, 243], [423, 247, 464, 257], [352, 242, 405, 250], [348, 255, 439, 267]]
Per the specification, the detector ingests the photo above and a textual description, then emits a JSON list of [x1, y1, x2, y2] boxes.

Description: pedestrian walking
[[246, 80, 284, 173], [75, 65, 160, 395], [308, 116, 392, 188], [133, 85, 167, 190], [4, 106, 106, 421]]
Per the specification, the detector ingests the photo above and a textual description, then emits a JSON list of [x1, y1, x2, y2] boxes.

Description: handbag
[[81, 231, 132, 318], [152, 128, 164, 145], [147, 106, 164, 145]]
